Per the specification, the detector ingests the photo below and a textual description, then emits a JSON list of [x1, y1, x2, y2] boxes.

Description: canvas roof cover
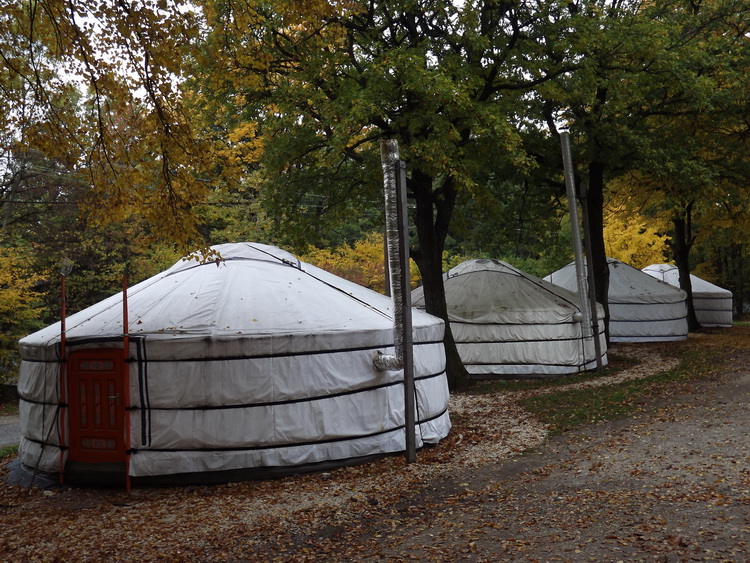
[[642, 264, 733, 327], [411, 259, 607, 377], [545, 258, 688, 342], [17, 243, 450, 480]]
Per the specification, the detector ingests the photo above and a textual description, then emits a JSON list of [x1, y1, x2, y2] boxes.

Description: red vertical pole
[[58, 274, 68, 484], [122, 273, 132, 492]]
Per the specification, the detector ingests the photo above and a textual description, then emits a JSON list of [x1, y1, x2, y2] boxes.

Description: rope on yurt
[[238, 243, 301, 270], [28, 402, 63, 491], [56, 267, 71, 485], [27, 346, 65, 491], [251, 243, 397, 321]]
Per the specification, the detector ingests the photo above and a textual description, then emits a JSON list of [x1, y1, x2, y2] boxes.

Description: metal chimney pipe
[[374, 138, 405, 371]]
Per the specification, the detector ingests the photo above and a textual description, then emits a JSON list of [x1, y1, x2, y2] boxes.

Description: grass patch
[[501, 344, 715, 435], [0, 444, 18, 459], [519, 379, 651, 434]]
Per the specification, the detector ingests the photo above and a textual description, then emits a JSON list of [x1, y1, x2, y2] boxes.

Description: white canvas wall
[[18, 243, 451, 479]]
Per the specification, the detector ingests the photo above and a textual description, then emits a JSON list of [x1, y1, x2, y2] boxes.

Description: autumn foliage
[[301, 232, 422, 293], [604, 211, 670, 270], [0, 248, 44, 380]]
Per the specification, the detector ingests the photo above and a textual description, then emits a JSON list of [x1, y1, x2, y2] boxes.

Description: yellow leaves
[[273, 0, 356, 24], [227, 122, 260, 148], [0, 256, 33, 316], [604, 173, 671, 268], [302, 232, 388, 292], [300, 232, 422, 292], [0, 0, 218, 254], [210, 122, 264, 187], [0, 247, 45, 347], [604, 211, 669, 270]]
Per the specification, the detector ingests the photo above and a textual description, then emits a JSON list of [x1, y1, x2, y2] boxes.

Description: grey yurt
[[412, 259, 607, 378], [545, 257, 688, 342], [17, 243, 451, 485], [642, 263, 733, 327]]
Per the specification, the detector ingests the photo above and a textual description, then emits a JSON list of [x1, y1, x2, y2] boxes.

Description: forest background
[[1, 0, 750, 388]]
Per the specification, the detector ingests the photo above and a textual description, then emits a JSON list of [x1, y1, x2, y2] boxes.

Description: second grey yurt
[[546, 258, 688, 342], [412, 259, 607, 378], [17, 243, 451, 485]]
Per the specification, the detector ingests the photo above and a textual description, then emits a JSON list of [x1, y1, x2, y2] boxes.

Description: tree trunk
[[586, 160, 610, 343], [670, 205, 700, 330], [736, 244, 744, 319], [410, 170, 471, 391]]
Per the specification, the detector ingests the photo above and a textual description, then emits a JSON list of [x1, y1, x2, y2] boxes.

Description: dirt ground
[[350, 343, 750, 561], [2, 329, 750, 561]]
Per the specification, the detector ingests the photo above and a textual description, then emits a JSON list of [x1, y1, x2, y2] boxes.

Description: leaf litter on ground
[[0, 329, 740, 561]]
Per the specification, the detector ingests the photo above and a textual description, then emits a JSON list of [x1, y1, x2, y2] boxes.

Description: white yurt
[[411, 259, 607, 378], [17, 243, 450, 485], [545, 258, 688, 342], [642, 264, 733, 327]]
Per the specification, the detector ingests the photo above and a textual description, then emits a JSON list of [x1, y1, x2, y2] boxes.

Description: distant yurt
[[411, 259, 607, 378], [642, 263, 733, 327], [545, 258, 688, 342], [17, 243, 450, 485]]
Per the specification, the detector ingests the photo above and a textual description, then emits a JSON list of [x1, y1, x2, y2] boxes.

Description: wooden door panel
[[68, 351, 126, 463]]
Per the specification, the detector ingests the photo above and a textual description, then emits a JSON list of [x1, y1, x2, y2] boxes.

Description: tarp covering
[[411, 259, 607, 377], [17, 243, 451, 480], [545, 258, 688, 342], [642, 264, 733, 327]]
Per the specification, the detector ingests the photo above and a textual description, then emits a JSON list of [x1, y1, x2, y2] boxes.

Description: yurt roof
[[20, 242, 442, 355], [642, 264, 732, 299], [412, 258, 603, 325], [546, 258, 686, 305]]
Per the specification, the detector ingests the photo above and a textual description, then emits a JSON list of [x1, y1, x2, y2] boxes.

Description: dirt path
[[344, 345, 750, 561]]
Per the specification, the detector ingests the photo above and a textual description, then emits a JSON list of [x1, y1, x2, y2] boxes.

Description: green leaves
[[193, 0, 556, 253]]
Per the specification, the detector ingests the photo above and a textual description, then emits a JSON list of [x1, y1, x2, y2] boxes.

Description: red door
[[68, 349, 127, 463]]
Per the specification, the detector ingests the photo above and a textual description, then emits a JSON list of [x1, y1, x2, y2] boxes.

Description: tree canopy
[[0, 0, 215, 248], [194, 0, 581, 388], [525, 0, 750, 336]]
